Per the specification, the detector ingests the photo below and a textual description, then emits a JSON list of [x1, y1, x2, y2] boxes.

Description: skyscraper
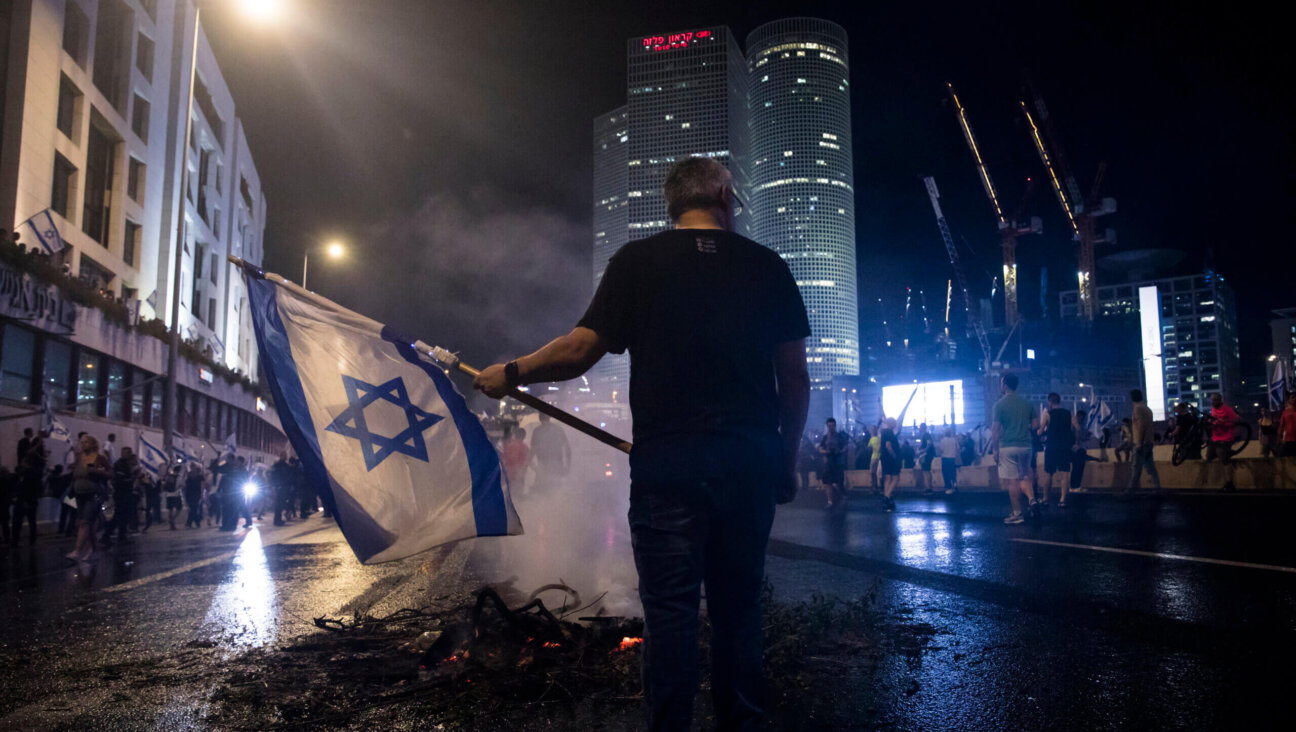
[[591, 20, 859, 409], [746, 18, 859, 392], [625, 26, 749, 243], [590, 107, 629, 388]]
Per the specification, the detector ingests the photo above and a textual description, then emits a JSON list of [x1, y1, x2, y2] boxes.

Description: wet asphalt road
[[2, 492, 1295, 730]]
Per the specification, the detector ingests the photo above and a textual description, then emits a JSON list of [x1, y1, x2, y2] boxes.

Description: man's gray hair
[[664, 157, 732, 221]]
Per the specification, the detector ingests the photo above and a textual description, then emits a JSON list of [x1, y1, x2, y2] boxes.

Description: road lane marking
[[102, 524, 338, 593], [1010, 538, 1296, 574]]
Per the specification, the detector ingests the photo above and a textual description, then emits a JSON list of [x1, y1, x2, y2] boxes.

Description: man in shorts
[[992, 373, 1037, 524], [1038, 393, 1074, 506], [818, 417, 849, 509], [1206, 392, 1240, 491]]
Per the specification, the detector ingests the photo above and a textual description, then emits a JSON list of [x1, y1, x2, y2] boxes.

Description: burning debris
[[203, 580, 928, 729]]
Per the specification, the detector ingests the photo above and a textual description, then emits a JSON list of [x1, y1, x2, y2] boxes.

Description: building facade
[[1, 0, 265, 380], [746, 18, 858, 393], [1060, 270, 1242, 413], [591, 20, 859, 419], [1, 0, 279, 460], [590, 106, 628, 390]]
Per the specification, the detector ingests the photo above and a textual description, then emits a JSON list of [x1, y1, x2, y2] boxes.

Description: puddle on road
[[202, 528, 277, 653]]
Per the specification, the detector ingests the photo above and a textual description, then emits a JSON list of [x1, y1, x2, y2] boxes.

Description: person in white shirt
[[939, 428, 960, 494], [102, 433, 117, 465]]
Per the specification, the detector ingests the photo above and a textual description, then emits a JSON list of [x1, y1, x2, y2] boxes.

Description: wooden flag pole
[[428, 348, 632, 455], [229, 256, 632, 455]]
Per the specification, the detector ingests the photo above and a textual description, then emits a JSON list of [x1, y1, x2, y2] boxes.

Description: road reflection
[[203, 528, 276, 651]]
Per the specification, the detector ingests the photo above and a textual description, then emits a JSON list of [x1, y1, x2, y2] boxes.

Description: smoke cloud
[[346, 187, 591, 369]]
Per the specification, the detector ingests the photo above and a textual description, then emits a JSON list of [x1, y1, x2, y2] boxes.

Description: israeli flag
[[240, 262, 521, 563], [24, 209, 65, 254], [138, 435, 168, 477], [171, 430, 196, 463], [224, 431, 238, 456], [41, 395, 72, 444], [1270, 359, 1289, 410], [146, 290, 158, 311]]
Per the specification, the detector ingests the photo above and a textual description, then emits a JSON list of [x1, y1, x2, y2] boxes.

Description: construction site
[[836, 80, 1241, 435]]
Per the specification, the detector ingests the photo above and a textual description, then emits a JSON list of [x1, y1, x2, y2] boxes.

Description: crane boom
[[924, 177, 992, 364], [947, 83, 1005, 224], [1021, 102, 1078, 236]]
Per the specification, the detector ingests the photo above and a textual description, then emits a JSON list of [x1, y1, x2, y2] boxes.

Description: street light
[[163, 0, 282, 467], [302, 240, 346, 290]]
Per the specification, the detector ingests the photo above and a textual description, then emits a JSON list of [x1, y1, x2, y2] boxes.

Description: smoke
[[350, 187, 591, 367], [472, 418, 640, 619], [349, 189, 640, 615]]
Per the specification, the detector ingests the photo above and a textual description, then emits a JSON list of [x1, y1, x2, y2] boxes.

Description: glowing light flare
[[236, 0, 285, 24], [325, 240, 346, 259], [617, 637, 644, 651]]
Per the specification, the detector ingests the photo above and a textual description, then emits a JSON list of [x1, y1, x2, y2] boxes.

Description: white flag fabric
[[224, 431, 238, 456], [138, 435, 168, 477], [241, 262, 521, 563], [24, 209, 65, 254], [1270, 360, 1289, 410], [41, 395, 72, 444]]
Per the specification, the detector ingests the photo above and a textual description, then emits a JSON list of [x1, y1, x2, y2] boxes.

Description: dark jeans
[[142, 493, 162, 530], [10, 493, 39, 543], [628, 476, 775, 731], [104, 491, 137, 542], [1128, 443, 1160, 491], [941, 458, 956, 490], [184, 489, 203, 527]]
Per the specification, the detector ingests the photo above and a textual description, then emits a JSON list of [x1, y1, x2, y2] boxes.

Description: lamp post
[[163, 0, 281, 465], [301, 240, 345, 290]]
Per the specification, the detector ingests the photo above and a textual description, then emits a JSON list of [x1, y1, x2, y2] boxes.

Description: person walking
[[1126, 389, 1162, 495], [992, 373, 1038, 524], [818, 417, 849, 510], [472, 156, 811, 731], [1258, 407, 1277, 459], [879, 418, 901, 512], [530, 413, 571, 495], [102, 447, 140, 546], [1206, 392, 1241, 491], [11, 431, 48, 545], [939, 427, 959, 494], [868, 428, 882, 492], [140, 470, 163, 532], [1279, 393, 1296, 457], [270, 454, 292, 526], [66, 434, 111, 562], [183, 463, 205, 528], [1038, 393, 1075, 506]]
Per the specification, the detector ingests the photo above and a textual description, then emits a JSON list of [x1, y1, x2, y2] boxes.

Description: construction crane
[[924, 176, 992, 366], [1020, 88, 1116, 322], [947, 82, 1041, 329]]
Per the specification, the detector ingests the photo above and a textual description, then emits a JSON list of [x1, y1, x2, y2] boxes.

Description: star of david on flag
[[239, 260, 521, 564], [326, 375, 443, 470], [23, 209, 65, 254]]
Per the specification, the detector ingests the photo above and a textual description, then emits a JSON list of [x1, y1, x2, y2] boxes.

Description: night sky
[[206, 0, 1292, 373]]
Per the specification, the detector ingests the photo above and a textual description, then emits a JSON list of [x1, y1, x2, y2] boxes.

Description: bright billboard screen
[[882, 380, 965, 428]]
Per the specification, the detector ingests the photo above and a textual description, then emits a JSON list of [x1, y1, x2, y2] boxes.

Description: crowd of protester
[[796, 386, 1296, 519], [0, 426, 325, 560]]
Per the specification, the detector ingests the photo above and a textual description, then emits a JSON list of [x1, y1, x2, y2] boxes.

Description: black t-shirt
[[578, 229, 810, 468], [1045, 407, 1074, 452]]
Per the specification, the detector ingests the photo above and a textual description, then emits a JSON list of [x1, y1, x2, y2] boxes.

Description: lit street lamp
[[163, 0, 284, 466], [302, 240, 346, 290]]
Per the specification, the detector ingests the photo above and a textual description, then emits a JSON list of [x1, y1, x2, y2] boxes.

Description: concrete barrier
[[816, 456, 1296, 494]]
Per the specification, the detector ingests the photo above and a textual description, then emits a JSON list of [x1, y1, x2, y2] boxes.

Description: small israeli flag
[[41, 395, 72, 444], [224, 431, 238, 456], [24, 209, 65, 254], [239, 261, 521, 563], [1270, 360, 1289, 410], [138, 435, 169, 477], [146, 290, 158, 311]]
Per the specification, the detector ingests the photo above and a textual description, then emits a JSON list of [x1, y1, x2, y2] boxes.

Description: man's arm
[[1038, 410, 1050, 435], [775, 338, 811, 481], [474, 327, 607, 398]]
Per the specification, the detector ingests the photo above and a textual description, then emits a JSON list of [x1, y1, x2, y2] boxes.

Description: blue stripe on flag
[[382, 327, 509, 536], [245, 271, 395, 561]]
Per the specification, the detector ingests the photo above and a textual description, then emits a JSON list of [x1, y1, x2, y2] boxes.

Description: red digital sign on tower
[[640, 29, 713, 52]]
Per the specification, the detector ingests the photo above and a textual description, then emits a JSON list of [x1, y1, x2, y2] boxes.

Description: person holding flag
[[474, 157, 811, 730]]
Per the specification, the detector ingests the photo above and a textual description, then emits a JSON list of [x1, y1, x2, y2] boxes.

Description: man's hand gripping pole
[[429, 347, 632, 455]]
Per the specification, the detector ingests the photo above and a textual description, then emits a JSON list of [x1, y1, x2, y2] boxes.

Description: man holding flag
[[474, 157, 811, 730]]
